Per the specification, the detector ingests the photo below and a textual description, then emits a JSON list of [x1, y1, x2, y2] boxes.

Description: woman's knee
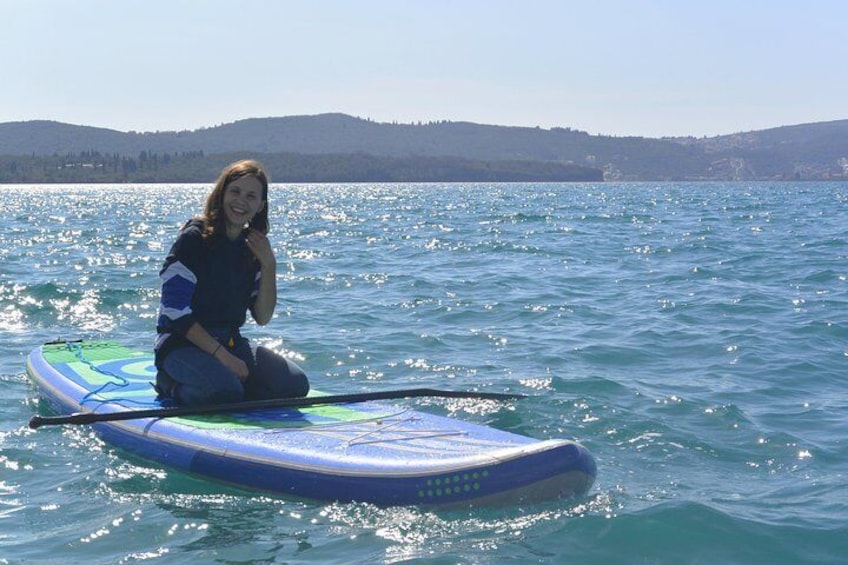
[[254, 346, 310, 398]]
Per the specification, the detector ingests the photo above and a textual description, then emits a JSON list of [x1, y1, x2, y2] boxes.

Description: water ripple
[[2, 181, 847, 563]]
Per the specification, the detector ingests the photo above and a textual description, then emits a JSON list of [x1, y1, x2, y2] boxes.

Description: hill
[[1, 114, 847, 182]]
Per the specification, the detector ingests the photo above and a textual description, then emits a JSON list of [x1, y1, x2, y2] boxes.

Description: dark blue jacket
[[154, 219, 260, 367]]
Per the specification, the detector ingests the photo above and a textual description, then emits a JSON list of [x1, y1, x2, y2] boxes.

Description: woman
[[154, 159, 309, 405]]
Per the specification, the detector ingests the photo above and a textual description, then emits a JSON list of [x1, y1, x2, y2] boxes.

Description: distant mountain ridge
[[2, 113, 847, 181]]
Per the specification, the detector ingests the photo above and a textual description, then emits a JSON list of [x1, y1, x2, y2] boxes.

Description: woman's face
[[222, 175, 265, 232]]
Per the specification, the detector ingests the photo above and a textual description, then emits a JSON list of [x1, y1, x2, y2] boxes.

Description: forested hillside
[[1, 114, 846, 182]]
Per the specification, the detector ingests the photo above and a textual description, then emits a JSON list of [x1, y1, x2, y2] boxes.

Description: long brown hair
[[200, 159, 270, 240]]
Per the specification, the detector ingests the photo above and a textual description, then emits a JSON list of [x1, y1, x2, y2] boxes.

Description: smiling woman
[[153, 159, 310, 406]]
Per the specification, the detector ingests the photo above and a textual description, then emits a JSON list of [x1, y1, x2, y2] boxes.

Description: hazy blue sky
[[2, 0, 846, 137]]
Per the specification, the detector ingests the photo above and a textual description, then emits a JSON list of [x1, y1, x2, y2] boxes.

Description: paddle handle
[[29, 414, 95, 429]]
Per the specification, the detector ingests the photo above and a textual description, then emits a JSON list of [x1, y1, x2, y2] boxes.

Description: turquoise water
[[1, 182, 846, 564]]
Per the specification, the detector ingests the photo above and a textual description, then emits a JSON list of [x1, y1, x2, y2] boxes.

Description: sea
[[1, 181, 846, 564]]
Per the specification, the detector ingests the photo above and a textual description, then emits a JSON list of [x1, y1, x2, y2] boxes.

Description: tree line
[[0, 151, 603, 184]]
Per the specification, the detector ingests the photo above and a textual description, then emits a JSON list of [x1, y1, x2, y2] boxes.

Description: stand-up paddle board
[[26, 340, 596, 507]]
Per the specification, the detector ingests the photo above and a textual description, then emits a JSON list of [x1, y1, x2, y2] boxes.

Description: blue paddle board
[[26, 340, 596, 507]]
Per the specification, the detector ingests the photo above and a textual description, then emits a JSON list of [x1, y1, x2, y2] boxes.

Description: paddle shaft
[[28, 388, 525, 429]]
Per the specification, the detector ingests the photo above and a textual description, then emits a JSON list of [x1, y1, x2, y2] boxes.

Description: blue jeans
[[157, 328, 309, 406]]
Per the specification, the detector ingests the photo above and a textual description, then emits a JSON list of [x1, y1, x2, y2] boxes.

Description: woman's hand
[[185, 322, 250, 381], [215, 348, 250, 382], [245, 228, 276, 270]]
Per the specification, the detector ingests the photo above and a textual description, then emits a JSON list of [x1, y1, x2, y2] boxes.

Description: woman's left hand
[[245, 229, 277, 269]]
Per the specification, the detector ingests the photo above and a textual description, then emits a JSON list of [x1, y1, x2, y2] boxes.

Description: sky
[[2, 0, 846, 138]]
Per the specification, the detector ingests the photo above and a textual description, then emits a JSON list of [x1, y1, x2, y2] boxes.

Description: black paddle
[[28, 388, 525, 429]]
